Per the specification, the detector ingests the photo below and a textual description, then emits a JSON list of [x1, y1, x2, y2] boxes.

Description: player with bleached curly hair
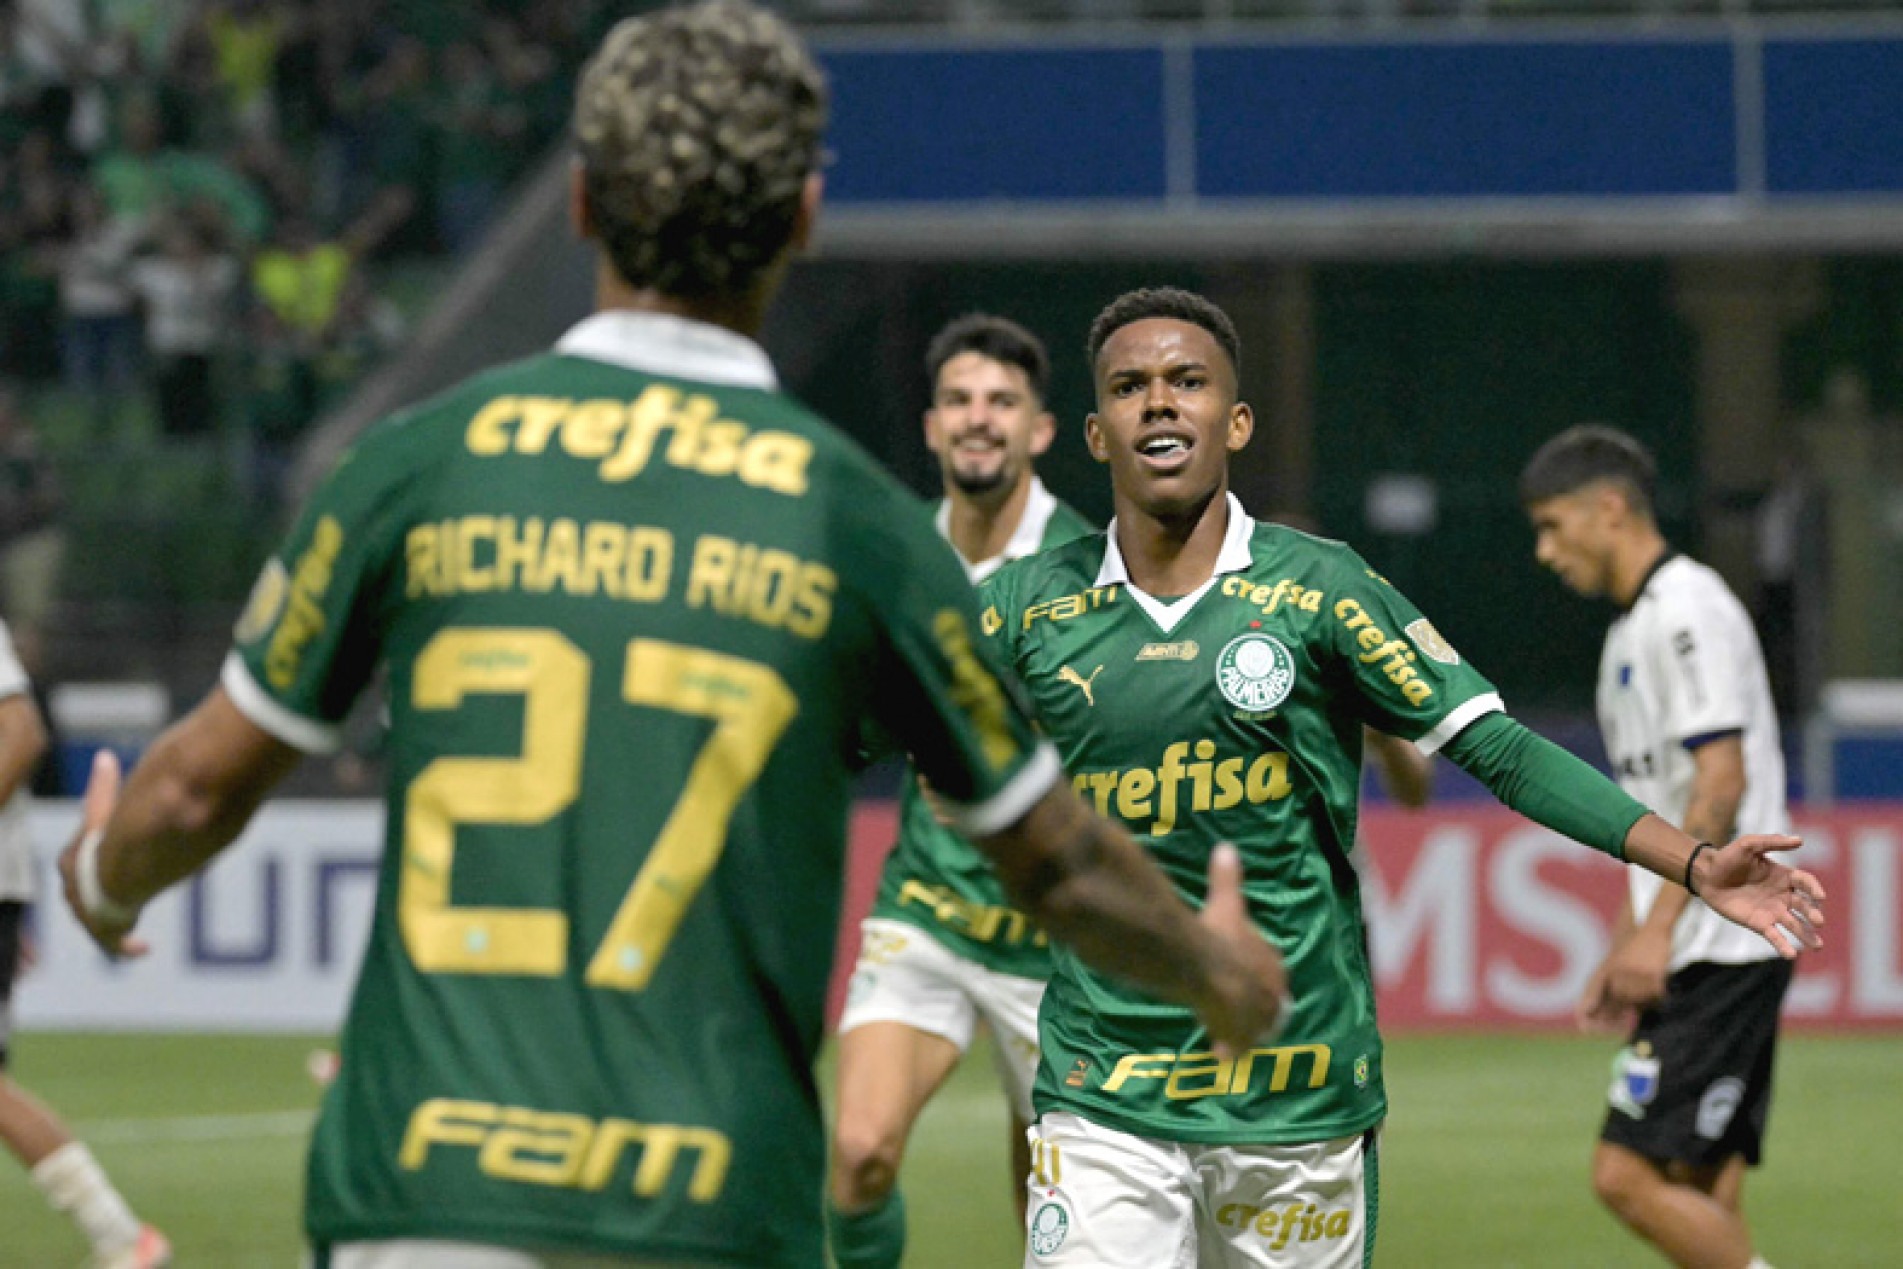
[[57, 8, 1290, 1267]]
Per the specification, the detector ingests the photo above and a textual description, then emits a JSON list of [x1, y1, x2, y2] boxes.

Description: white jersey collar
[[935, 477, 1060, 583], [1093, 492, 1254, 634], [1094, 491, 1254, 589], [554, 310, 779, 391]]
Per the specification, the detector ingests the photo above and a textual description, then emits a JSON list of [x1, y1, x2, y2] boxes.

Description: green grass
[[2, 1032, 1898, 1265]]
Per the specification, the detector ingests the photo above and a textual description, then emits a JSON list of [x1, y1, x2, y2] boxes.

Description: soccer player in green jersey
[[979, 287, 1826, 1269], [52, 12, 1291, 1269], [828, 314, 1093, 1268]]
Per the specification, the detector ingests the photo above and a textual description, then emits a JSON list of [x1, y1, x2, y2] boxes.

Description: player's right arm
[[857, 498, 1286, 1055]]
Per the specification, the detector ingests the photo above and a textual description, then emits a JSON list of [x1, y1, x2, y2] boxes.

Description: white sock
[[1747, 1258, 1776, 1269], [30, 1141, 143, 1253]]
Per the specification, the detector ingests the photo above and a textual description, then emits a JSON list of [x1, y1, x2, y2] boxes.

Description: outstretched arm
[[59, 688, 303, 956], [1444, 713, 1823, 956]]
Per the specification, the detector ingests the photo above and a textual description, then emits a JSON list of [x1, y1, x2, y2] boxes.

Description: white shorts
[[836, 917, 1044, 1121], [1022, 1112, 1379, 1269], [317, 1240, 695, 1268]]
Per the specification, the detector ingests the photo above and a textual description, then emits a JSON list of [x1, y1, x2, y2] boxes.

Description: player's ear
[[923, 402, 945, 454], [1225, 402, 1254, 454], [569, 160, 593, 240], [1084, 413, 1109, 464], [1029, 409, 1056, 459], [790, 171, 824, 253]]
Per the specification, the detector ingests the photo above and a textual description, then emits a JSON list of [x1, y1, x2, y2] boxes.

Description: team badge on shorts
[[1029, 1200, 1071, 1257], [1608, 1042, 1661, 1120], [1216, 633, 1296, 712]]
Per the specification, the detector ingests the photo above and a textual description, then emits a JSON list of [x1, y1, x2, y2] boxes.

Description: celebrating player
[[1523, 425, 1794, 1269], [979, 287, 1826, 1268], [55, 11, 1287, 1269], [828, 314, 1093, 1268]]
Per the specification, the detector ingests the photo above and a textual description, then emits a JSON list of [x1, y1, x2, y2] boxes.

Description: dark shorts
[[1600, 957, 1794, 1168], [0, 900, 22, 1070]]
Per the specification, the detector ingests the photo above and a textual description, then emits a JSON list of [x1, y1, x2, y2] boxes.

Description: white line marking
[[77, 1109, 315, 1144]]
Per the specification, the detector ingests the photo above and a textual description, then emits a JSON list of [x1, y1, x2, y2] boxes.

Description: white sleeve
[[0, 622, 31, 701], [1651, 585, 1750, 748]]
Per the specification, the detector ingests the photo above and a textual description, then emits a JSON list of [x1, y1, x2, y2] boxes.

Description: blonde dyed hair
[[574, 1, 827, 299]]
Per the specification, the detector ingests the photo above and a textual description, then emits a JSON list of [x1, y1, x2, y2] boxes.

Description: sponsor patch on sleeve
[[1405, 618, 1460, 666]]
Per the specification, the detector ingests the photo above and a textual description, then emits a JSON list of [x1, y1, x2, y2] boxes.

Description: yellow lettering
[[687, 536, 737, 613], [1213, 758, 1245, 810], [467, 397, 518, 455], [1335, 597, 1370, 630], [663, 396, 719, 468], [1403, 679, 1432, 706], [458, 515, 496, 593], [537, 519, 582, 593], [1231, 1044, 1331, 1094], [562, 400, 624, 460], [399, 1099, 498, 1170], [516, 397, 571, 453], [1246, 752, 1292, 802], [1102, 1053, 1176, 1093], [1116, 767, 1155, 822], [494, 517, 544, 591], [600, 386, 678, 482], [1357, 627, 1385, 652], [737, 432, 813, 496], [406, 524, 441, 598], [624, 527, 673, 602], [478, 1107, 592, 1186], [788, 564, 835, 639], [579, 523, 625, 597], [1164, 1052, 1234, 1101]]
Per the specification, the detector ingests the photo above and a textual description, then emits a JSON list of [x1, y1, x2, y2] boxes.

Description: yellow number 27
[[400, 629, 798, 989]]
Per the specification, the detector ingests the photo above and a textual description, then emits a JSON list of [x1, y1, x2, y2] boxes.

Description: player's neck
[[594, 264, 772, 341], [1608, 531, 1671, 608], [944, 476, 1034, 567], [1113, 484, 1229, 597]]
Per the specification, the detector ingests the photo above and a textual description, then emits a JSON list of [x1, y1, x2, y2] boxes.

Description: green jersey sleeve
[[1320, 552, 1504, 754], [222, 426, 419, 752], [850, 481, 1057, 836]]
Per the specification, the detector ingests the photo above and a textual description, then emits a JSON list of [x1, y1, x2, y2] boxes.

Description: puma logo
[[1058, 664, 1103, 707]]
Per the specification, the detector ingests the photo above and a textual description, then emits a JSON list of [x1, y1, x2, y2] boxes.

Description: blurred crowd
[[0, 0, 620, 700], [0, 0, 606, 495]]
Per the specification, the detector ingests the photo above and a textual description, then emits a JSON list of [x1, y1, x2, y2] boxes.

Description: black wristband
[[1683, 841, 1714, 896]]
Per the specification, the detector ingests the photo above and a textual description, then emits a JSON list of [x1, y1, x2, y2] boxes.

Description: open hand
[[1694, 834, 1825, 958]]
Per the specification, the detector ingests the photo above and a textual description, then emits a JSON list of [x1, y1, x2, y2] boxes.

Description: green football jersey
[[223, 312, 1053, 1266], [868, 482, 1093, 979], [980, 495, 1502, 1146]]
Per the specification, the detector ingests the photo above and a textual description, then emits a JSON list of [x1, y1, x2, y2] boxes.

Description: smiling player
[[829, 315, 1093, 1268], [980, 287, 1826, 1268]]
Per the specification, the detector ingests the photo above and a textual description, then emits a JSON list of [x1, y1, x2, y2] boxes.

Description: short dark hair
[[1518, 424, 1658, 516], [574, 1, 827, 300], [1086, 287, 1241, 379], [925, 314, 1050, 401]]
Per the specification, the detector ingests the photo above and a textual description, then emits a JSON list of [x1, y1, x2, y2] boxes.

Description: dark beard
[[948, 461, 1009, 497]]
